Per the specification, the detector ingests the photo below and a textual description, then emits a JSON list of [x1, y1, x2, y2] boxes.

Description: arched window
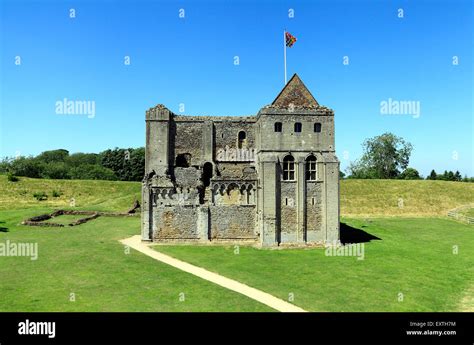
[[314, 123, 322, 133], [274, 122, 282, 132], [282, 155, 295, 181], [294, 122, 302, 133], [306, 155, 317, 181], [238, 131, 246, 149]]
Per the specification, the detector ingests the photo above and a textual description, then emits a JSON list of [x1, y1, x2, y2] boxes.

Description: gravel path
[[120, 235, 306, 312]]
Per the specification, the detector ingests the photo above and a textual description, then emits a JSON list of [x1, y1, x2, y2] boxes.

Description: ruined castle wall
[[216, 162, 255, 179], [257, 112, 335, 153], [144, 78, 340, 247], [325, 162, 340, 243], [173, 121, 204, 166], [279, 181, 297, 242], [174, 167, 202, 189], [153, 206, 200, 240], [172, 118, 257, 168], [306, 181, 323, 242], [209, 205, 256, 239], [214, 121, 256, 152]]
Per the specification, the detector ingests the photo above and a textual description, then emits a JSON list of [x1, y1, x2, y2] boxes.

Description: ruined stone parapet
[[173, 115, 257, 122], [146, 104, 172, 121]]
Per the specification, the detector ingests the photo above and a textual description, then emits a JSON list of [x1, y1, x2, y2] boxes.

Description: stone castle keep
[[141, 74, 340, 246]]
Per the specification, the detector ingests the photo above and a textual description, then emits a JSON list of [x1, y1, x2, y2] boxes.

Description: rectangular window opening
[[294, 122, 302, 133], [314, 123, 322, 133]]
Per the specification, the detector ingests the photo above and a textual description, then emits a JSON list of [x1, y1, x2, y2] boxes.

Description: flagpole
[[283, 29, 287, 85]]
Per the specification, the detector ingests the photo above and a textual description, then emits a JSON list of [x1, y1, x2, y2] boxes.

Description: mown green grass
[[459, 207, 474, 218], [155, 217, 474, 312], [0, 175, 141, 212], [0, 208, 272, 312], [1, 175, 473, 312], [340, 179, 474, 217]]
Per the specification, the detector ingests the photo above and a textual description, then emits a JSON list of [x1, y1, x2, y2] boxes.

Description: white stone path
[[120, 235, 306, 312]]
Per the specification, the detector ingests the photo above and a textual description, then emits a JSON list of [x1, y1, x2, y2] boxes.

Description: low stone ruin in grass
[[22, 210, 100, 227], [22, 201, 141, 227]]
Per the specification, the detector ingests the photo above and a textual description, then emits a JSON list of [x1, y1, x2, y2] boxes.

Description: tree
[[346, 160, 378, 179], [347, 132, 413, 179], [427, 169, 437, 180], [40, 162, 70, 179], [100, 148, 127, 179], [447, 171, 455, 181], [66, 153, 100, 167], [454, 170, 462, 181], [127, 147, 145, 181], [69, 164, 117, 180], [399, 167, 421, 180], [10, 157, 44, 178], [99, 147, 144, 181], [439, 170, 449, 181], [37, 149, 69, 163], [0, 158, 11, 174]]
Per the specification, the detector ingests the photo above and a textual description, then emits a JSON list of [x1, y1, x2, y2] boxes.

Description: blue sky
[[0, 0, 472, 176]]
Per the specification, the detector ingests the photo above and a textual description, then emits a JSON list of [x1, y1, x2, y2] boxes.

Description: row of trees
[[0, 148, 145, 181], [1, 133, 472, 183], [426, 169, 473, 182], [345, 132, 473, 181]]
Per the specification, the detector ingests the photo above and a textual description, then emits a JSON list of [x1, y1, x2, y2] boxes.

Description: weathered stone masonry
[[142, 74, 340, 246]]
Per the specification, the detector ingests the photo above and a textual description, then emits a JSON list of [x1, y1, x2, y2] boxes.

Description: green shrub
[[399, 167, 421, 180], [37, 149, 69, 163], [10, 157, 44, 178], [33, 192, 48, 201], [7, 172, 19, 182], [66, 152, 100, 167], [100, 147, 144, 181], [52, 190, 62, 198], [40, 162, 70, 179], [69, 164, 117, 180]]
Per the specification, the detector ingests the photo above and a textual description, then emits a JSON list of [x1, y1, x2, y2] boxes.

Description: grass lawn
[[340, 179, 474, 217], [1, 175, 473, 312], [459, 207, 474, 218], [0, 209, 272, 312], [155, 217, 474, 312], [0, 176, 141, 212]]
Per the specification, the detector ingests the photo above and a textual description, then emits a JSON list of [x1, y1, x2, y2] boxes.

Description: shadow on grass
[[340, 223, 381, 245], [0, 221, 8, 232]]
